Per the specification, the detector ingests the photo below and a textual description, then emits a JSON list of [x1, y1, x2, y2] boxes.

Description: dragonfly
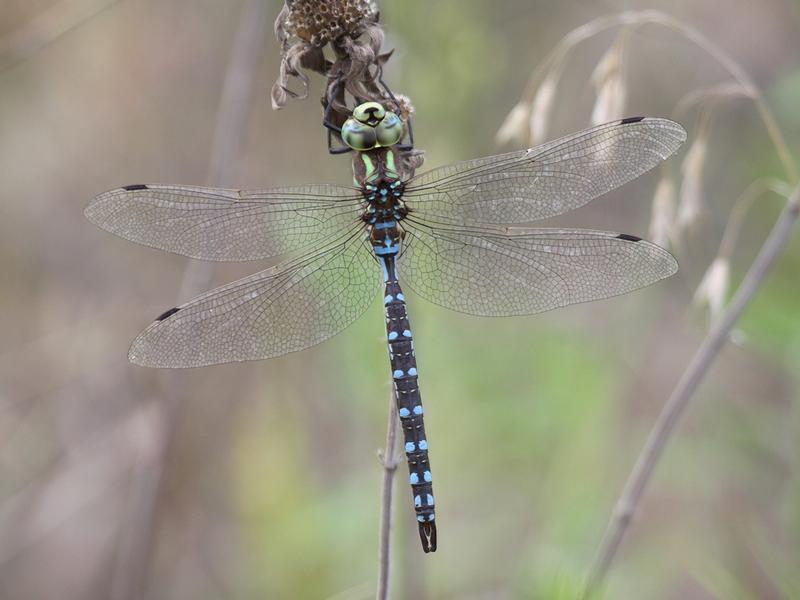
[[86, 101, 686, 553]]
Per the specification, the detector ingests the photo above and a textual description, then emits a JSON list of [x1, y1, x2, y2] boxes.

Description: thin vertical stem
[[377, 388, 400, 600], [585, 186, 800, 597], [109, 3, 269, 599]]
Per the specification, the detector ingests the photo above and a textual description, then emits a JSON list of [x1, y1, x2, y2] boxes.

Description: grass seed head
[[677, 134, 709, 232], [694, 256, 730, 323], [590, 35, 628, 125], [649, 175, 677, 248]]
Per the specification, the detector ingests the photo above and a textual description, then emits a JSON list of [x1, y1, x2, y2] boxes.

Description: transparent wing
[[86, 183, 363, 261], [404, 118, 686, 225], [128, 228, 379, 368], [398, 222, 677, 317]]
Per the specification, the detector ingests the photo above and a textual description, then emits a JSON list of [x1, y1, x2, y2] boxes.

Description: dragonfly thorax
[[353, 147, 403, 189], [354, 147, 407, 218]]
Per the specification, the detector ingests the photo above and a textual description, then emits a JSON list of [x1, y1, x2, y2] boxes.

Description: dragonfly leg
[[323, 78, 355, 154]]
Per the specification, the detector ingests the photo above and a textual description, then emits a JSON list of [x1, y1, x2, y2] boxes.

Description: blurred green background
[[1, 0, 799, 598]]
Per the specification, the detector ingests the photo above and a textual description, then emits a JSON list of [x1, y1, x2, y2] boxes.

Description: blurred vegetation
[[1, 0, 799, 599]]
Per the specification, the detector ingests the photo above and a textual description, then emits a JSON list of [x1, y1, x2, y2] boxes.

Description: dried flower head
[[272, 0, 383, 110], [285, 0, 378, 47], [272, 1, 422, 175]]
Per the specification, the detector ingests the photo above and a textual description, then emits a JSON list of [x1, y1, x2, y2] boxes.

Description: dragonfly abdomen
[[382, 256, 437, 553]]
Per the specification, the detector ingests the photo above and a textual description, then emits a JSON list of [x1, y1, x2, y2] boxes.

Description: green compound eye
[[352, 101, 386, 125], [375, 111, 403, 147], [342, 117, 377, 151]]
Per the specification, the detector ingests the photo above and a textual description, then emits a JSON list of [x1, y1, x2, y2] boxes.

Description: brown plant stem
[[377, 390, 401, 600], [108, 2, 269, 599], [585, 184, 800, 597]]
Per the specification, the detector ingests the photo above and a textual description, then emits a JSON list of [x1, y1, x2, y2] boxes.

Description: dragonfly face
[[341, 101, 404, 151], [86, 113, 688, 554]]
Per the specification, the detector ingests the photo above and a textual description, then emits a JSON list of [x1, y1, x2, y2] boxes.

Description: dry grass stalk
[[487, 8, 800, 597], [560, 10, 800, 597], [586, 185, 800, 598], [674, 82, 753, 116], [497, 9, 797, 184], [590, 33, 629, 125], [693, 178, 793, 324]]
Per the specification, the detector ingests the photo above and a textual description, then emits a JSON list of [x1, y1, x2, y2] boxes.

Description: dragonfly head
[[342, 102, 404, 151]]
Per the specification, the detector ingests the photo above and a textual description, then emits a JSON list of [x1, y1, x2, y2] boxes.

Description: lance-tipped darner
[[86, 99, 686, 553]]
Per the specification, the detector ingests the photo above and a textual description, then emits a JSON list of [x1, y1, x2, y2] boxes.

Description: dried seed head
[[496, 101, 532, 147], [648, 175, 676, 248], [676, 134, 708, 231], [694, 256, 730, 323], [273, 1, 384, 111], [590, 35, 628, 125], [529, 73, 558, 145], [285, 0, 377, 47]]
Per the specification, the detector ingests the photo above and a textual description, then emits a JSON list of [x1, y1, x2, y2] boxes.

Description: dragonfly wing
[[398, 223, 677, 316], [129, 229, 379, 367], [86, 183, 363, 261], [404, 118, 686, 225]]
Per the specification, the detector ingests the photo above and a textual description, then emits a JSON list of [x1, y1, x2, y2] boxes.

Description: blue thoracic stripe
[[377, 251, 436, 553], [374, 244, 399, 256]]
